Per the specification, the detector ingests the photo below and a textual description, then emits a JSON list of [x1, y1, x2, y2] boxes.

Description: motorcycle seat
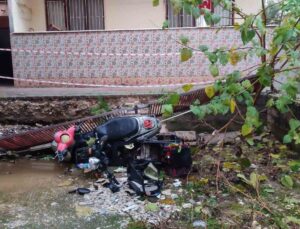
[[95, 117, 139, 141]]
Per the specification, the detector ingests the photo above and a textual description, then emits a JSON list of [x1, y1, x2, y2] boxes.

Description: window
[[46, 0, 104, 31], [167, 0, 195, 27], [166, 0, 233, 28]]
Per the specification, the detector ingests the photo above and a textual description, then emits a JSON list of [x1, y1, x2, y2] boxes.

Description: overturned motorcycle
[[52, 115, 192, 195]]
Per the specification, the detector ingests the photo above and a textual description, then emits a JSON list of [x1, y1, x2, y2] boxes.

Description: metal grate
[[46, 0, 66, 30]]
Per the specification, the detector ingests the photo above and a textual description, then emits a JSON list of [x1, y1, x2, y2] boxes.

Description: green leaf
[[180, 48, 193, 62], [239, 158, 251, 169], [205, 85, 215, 98], [152, 0, 159, 7], [162, 104, 173, 117], [246, 137, 254, 146], [204, 10, 212, 25], [182, 84, 193, 92], [289, 119, 300, 131], [266, 98, 275, 108], [281, 175, 293, 188], [198, 45, 208, 52], [209, 64, 219, 77], [241, 29, 256, 45], [180, 36, 189, 45], [162, 20, 169, 29], [211, 14, 221, 24], [241, 124, 253, 136], [190, 105, 206, 119], [166, 93, 180, 105], [241, 80, 253, 92], [275, 95, 292, 113], [237, 173, 253, 186], [285, 216, 300, 225], [283, 134, 292, 144], [218, 51, 229, 66], [207, 53, 218, 63], [255, 16, 266, 35], [257, 65, 273, 87], [191, 6, 200, 18]]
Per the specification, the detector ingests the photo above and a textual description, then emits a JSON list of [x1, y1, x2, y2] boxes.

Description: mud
[[0, 159, 65, 194], [0, 158, 123, 228]]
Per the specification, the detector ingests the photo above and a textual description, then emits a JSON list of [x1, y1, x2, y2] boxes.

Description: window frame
[[45, 0, 105, 31]]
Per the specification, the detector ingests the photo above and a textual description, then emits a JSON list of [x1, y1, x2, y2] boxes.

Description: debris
[[192, 220, 207, 228], [69, 188, 91, 195], [182, 203, 193, 209], [122, 204, 139, 212], [171, 193, 179, 199], [162, 189, 172, 196], [113, 167, 127, 173], [173, 179, 182, 187]]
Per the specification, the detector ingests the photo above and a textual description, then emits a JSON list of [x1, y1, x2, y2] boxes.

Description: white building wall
[[104, 0, 166, 30], [10, 0, 46, 32]]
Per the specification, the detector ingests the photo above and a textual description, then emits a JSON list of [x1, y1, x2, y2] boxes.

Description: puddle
[[0, 159, 66, 194]]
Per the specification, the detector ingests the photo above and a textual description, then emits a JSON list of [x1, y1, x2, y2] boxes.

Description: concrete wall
[[104, 0, 165, 30], [10, 0, 46, 32]]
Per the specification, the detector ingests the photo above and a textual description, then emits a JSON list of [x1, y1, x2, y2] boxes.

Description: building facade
[[1, 0, 264, 87]]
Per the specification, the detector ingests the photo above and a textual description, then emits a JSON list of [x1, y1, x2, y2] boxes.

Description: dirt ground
[[1, 131, 300, 229]]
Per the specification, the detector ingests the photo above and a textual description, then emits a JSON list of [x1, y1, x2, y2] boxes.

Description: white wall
[[104, 0, 166, 30], [235, 0, 262, 23], [10, 0, 46, 32]]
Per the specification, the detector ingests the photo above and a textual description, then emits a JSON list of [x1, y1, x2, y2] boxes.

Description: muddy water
[[0, 159, 123, 228], [0, 159, 66, 194]]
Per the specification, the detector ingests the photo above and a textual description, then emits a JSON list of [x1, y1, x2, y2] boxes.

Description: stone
[[175, 131, 197, 141], [182, 203, 193, 209], [50, 202, 58, 207], [162, 189, 172, 196], [193, 220, 206, 228], [171, 194, 178, 199]]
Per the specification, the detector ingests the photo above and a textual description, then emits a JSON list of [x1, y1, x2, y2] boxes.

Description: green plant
[[90, 97, 110, 115], [154, 0, 300, 146]]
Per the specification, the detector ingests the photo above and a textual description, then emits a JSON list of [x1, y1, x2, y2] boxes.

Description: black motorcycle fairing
[[95, 117, 139, 141]]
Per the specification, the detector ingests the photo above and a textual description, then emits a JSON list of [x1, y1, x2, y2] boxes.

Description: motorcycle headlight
[[61, 134, 70, 144]]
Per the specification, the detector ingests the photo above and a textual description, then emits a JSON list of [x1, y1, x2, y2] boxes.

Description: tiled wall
[[11, 27, 261, 87]]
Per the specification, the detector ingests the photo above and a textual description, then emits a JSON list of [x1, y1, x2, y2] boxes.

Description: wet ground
[[0, 158, 124, 229]]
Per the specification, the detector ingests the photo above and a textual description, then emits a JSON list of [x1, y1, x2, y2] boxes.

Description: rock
[[198, 131, 240, 145], [50, 202, 58, 207], [171, 194, 178, 199], [79, 201, 94, 206], [162, 189, 172, 196], [122, 204, 138, 212], [175, 131, 197, 141], [193, 220, 206, 228], [182, 203, 193, 208]]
